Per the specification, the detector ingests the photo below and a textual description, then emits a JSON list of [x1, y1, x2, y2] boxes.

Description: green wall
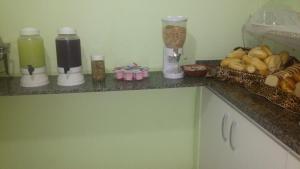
[[0, 88, 197, 169], [0, 0, 264, 169], [0, 0, 260, 75]]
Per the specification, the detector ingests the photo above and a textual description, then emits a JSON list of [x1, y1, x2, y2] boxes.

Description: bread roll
[[279, 79, 295, 93], [259, 69, 269, 76], [264, 65, 300, 87], [288, 65, 300, 74], [246, 65, 256, 73], [294, 82, 300, 97], [242, 55, 252, 65], [220, 58, 241, 67], [279, 51, 289, 65], [284, 77, 296, 90], [250, 57, 268, 71], [260, 45, 272, 56], [285, 64, 300, 74], [293, 73, 300, 82], [228, 62, 246, 71], [264, 56, 271, 63], [264, 55, 282, 73], [265, 75, 280, 87], [248, 47, 268, 60], [227, 48, 246, 59]]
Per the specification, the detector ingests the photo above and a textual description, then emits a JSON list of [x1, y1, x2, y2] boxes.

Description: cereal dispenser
[[162, 16, 187, 79], [18, 27, 49, 87]]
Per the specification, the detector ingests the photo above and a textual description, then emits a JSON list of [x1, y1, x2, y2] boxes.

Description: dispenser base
[[20, 74, 49, 87], [163, 71, 184, 79], [57, 73, 85, 86]]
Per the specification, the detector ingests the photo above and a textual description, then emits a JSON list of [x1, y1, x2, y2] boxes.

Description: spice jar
[[91, 54, 105, 81]]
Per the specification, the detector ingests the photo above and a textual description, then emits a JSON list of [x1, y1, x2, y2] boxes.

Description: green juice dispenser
[[18, 27, 49, 87]]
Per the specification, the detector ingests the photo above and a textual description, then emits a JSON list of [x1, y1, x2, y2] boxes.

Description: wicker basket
[[217, 65, 300, 114]]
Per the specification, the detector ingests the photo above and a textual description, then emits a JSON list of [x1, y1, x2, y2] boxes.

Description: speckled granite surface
[[207, 79, 300, 158], [0, 72, 207, 96], [0, 61, 299, 159]]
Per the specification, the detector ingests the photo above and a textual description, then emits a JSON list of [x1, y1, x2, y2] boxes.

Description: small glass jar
[[91, 54, 105, 81]]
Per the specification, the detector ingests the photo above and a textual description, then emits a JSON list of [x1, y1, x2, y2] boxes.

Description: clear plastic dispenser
[[243, 0, 300, 50], [18, 27, 49, 87], [162, 16, 188, 79], [56, 27, 84, 86]]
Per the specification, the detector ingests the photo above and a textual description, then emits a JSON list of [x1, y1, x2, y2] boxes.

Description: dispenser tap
[[173, 48, 181, 62], [27, 65, 34, 75], [63, 66, 70, 74]]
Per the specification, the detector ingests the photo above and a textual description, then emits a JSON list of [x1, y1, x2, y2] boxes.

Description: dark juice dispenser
[[56, 27, 84, 86]]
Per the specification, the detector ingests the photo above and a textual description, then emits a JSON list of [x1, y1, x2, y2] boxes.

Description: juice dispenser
[[18, 27, 49, 87], [162, 16, 187, 79], [56, 27, 84, 86]]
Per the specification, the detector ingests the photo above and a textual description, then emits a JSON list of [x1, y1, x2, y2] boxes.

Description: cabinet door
[[286, 154, 300, 169], [229, 107, 287, 169], [199, 88, 235, 169]]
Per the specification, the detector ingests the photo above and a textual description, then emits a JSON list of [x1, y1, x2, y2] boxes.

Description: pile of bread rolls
[[220, 45, 289, 75], [265, 64, 300, 97]]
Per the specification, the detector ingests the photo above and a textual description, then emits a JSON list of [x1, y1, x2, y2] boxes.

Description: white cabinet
[[287, 154, 300, 169], [229, 102, 287, 169], [199, 87, 287, 169], [199, 87, 235, 169]]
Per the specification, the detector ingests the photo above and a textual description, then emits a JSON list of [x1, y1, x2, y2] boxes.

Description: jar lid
[[91, 54, 104, 61], [58, 27, 76, 35], [162, 16, 188, 23], [20, 27, 40, 36]]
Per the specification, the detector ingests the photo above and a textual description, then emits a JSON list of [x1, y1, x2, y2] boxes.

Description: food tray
[[217, 66, 265, 85], [217, 66, 300, 114], [246, 82, 300, 113]]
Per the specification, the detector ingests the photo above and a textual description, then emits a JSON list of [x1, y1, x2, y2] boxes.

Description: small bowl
[[182, 64, 208, 77]]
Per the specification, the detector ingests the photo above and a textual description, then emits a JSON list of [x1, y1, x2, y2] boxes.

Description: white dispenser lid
[[20, 27, 40, 36], [91, 54, 104, 61], [58, 27, 76, 34]]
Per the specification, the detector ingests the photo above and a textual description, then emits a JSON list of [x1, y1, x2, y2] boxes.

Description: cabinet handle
[[221, 114, 228, 142], [229, 121, 237, 151]]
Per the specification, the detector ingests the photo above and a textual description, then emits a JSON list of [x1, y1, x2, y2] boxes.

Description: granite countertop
[[207, 79, 300, 159], [0, 65, 300, 159], [0, 72, 206, 96]]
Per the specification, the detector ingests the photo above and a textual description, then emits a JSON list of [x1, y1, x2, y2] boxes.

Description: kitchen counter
[[207, 79, 300, 159], [0, 72, 206, 96], [0, 65, 300, 159]]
